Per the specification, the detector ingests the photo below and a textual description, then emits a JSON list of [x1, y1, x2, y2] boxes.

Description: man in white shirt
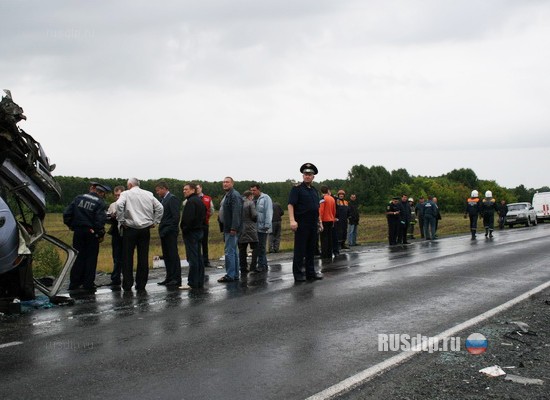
[[116, 177, 163, 292]]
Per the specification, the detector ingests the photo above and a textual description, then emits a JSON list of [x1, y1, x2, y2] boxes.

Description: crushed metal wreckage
[[0, 90, 76, 312]]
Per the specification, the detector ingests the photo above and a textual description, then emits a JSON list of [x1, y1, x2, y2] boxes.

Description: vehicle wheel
[[526, 218, 531, 227], [508, 224, 513, 228]]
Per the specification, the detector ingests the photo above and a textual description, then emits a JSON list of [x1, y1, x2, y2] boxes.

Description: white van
[[532, 191, 550, 223]]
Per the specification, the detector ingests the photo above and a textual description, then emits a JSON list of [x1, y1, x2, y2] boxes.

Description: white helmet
[[471, 190, 479, 198], [408, 197, 414, 202], [485, 190, 492, 198]]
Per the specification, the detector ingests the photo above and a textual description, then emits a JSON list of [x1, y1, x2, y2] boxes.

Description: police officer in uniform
[[386, 197, 401, 245], [288, 163, 323, 282], [63, 182, 110, 292]]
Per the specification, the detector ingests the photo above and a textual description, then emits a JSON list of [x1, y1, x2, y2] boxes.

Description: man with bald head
[[116, 178, 164, 292]]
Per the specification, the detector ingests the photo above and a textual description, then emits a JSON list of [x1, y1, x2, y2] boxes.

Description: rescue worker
[[335, 189, 350, 249], [464, 190, 481, 240], [63, 182, 110, 293], [288, 163, 323, 282], [480, 190, 499, 238], [385, 197, 401, 245]]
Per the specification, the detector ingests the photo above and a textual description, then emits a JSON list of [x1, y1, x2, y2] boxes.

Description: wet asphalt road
[[1, 225, 550, 400]]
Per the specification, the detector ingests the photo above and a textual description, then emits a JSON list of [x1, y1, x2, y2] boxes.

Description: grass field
[[43, 212, 472, 273]]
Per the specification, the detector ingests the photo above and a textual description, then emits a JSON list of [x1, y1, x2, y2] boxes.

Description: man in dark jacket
[[347, 194, 360, 246], [422, 196, 438, 240], [217, 177, 243, 282], [386, 197, 401, 245], [415, 197, 425, 239], [63, 182, 109, 292], [398, 194, 411, 244], [269, 202, 284, 253], [179, 183, 207, 289], [155, 181, 181, 287], [498, 200, 508, 230]]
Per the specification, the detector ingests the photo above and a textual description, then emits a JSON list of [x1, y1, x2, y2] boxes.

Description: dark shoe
[[252, 267, 266, 274], [122, 286, 133, 292], [307, 273, 324, 280], [165, 280, 181, 287], [217, 275, 235, 283], [157, 280, 168, 286], [341, 244, 350, 249], [403, 242, 410, 245], [294, 275, 306, 282]]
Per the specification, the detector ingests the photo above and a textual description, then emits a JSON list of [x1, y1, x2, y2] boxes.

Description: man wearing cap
[[63, 182, 110, 292], [288, 163, 323, 281], [398, 194, 411, 244], [385, 197, 401, 245]]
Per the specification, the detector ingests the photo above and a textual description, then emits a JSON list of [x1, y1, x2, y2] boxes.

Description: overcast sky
[[2, 0, 549, 189]]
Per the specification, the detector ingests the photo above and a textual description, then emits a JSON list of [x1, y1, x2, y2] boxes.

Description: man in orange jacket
[[319, 185, 336, 260]]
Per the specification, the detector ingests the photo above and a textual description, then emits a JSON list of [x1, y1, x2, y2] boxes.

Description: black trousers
[[397, 221, 409, 243], [269, 221, 282, 252], [292, 220, 318, 278], [238, 241, 257, 271], [201, 224, 210, 265], [122, 226, 151, 290], [483, 214, 495, 231], [387, 219, 399, 245], [469, 214, 478, 231], [160, 231, 181, 283], [70, 228, 99, 290], [320, 221, 333, 259], [184, 229, 204, 288], [110, 230, 123, 284]]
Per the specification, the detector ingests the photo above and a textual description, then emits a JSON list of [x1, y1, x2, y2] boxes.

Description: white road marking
[[306, 279, 550, 400], [0, 341, 23, 349]]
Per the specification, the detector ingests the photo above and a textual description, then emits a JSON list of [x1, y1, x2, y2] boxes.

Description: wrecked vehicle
[[0, 90, 76, 311]]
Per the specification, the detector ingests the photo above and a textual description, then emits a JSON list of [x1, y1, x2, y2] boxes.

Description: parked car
[[532, 191, 550, 223], [505, 202, 537, 228]]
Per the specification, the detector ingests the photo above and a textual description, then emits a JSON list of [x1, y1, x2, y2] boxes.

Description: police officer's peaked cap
[[300, 163, 318, 175], [90, 181, 112, 193], [392, 196, 400, 200]]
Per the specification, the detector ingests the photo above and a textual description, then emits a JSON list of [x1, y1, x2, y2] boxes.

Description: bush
[[33, 242, 63, 277]]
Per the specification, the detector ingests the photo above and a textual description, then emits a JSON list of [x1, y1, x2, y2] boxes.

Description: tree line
[[46, 167, 548, 214]]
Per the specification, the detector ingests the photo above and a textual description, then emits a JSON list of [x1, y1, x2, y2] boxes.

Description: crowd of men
[[62, 177, 290, 292], [62, 163, 512, 292], [386, 189, 508, 245]]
